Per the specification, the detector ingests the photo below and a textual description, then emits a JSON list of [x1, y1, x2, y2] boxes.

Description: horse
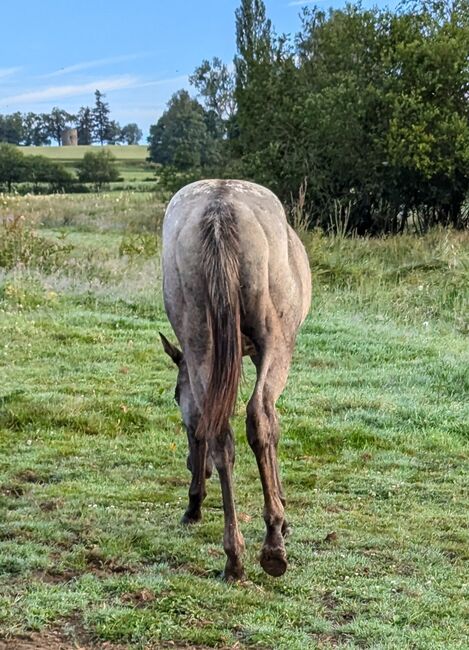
[[160, 179, 311, 580]]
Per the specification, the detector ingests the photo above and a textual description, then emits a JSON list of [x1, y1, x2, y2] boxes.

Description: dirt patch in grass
[[39, 499, 64, 512], [311, 632, 358, 648], [321, 590, 357, 627], [1, 632, 240, 650], [0, 483, 25, 498], [121, 587, 156, 607], [85, 547, 134, 576], [0, 470, 58, 500], [14, 469, 45, 484], [32, 568, 82, 584], [0, 615, 125, 650]]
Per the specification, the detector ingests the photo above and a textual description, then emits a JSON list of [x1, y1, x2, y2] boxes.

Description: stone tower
[[61, 128, 78, 146]]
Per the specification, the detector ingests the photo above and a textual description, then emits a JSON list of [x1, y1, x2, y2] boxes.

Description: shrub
[[25, 156, 74, 192], [0, 214, 73, 271], [119, 232, 159, 259], [77, 150, 121, 190], [0, 144, 28, 192]]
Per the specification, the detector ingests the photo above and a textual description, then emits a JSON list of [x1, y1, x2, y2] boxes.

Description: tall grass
[[303, 228, 469, 333], [0, 191, 165, 233], [1, 193, 467, 333]]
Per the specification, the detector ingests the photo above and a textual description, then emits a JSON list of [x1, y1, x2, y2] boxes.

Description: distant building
[[62, 128, 78, 146]]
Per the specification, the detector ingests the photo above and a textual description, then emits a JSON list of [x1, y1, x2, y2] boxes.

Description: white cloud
[[42, 53, 149, 78], [0, 75, 137, 107], [0, 67, 22, 80], [288, 1, 321, 5], [138, 75, 189, 88]]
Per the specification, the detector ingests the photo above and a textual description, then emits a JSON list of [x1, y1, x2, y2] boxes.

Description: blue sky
[[0, 0, 394, 139]]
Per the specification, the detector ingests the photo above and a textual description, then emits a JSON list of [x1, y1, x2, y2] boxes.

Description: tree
[[77, 150, 120, 189], [232, 0, 305, 195], [22, 113, 50, 146], [121, 123, 143, 145], [45, 108, 76, 146], [92, 90, 111, 145], [105, 120, 123, 144], [0, 144, 27, 191], [190, 57, 236, 128], [227, 0, 469, 233], [77, 106, 94, 145], [0, 113, 24, 144], [148, 90, 219, 170], [24, 156, 73, 192], [383, 0, 469, 229]]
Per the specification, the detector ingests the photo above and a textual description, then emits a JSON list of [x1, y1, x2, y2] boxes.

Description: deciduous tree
[[148, 90, 219, 170], [77, 149, 120, 189]]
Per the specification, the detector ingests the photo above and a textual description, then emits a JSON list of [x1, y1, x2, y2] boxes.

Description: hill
[[20, 145, 153, 185]]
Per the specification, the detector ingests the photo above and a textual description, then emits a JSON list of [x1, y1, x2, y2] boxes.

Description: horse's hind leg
[[210, 426, 245, 581], [246, 345, 292, 577], [186, 424, 213, 478], [180, 391, 209, 525], [182, 416, 208, 525]]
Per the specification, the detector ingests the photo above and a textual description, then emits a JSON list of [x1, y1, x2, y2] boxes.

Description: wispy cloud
[[288, 0, 321, 5], [0, 75, 137, 107], [0, 67, 22, 80], [42, 53, 149, 78], [138, 75, 189, 88]]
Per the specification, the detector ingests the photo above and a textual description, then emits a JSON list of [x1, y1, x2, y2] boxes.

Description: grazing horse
[[160, 179, 311, 580]]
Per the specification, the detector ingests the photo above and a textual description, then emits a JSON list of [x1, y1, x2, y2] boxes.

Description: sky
[[0, 0, 395, 140]]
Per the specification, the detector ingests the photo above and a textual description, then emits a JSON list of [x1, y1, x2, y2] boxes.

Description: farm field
[[21, 145, 148, 161], [0, 193, 468, 649], [20, 145, 154, 186]]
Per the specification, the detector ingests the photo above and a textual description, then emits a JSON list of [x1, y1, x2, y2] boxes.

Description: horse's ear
[[159, 332, 183, 366]]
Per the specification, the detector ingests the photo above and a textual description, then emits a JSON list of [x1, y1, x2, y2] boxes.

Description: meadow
[[0, 192, 468, 649], [21, 145, 155, 187]]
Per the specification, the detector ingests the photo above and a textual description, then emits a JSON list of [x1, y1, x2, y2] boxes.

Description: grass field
[[0, 194, 468, 649], [21, 145, 148, 161], [21, 145, 154, 186]]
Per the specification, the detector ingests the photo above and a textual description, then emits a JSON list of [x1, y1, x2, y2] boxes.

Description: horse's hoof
[[223, 563, 246, 582], [181, 510, 201, 525], [260, 546, 288, 577]]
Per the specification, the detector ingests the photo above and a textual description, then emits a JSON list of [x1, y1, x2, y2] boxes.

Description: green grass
[[20, 145, 155, 186], [0, 196, 468, 649], [21, 145, 148, 161]]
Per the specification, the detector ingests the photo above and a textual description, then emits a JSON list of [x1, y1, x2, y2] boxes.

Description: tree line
[[0, 90, 142, 146], [148, 0, 469, 233]]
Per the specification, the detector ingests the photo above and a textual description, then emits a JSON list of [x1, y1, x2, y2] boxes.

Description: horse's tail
[[198, 195, 242, 439]]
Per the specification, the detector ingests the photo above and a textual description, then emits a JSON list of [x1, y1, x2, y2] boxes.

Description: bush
[[0, 144, 28, 192], [77, 150, 121, 190], [155, 165, 204, 196], [0, 214, 73, 271], [119, 232, 159, 259], [25, 156, 74, 192], [0, 145, 75, 193]]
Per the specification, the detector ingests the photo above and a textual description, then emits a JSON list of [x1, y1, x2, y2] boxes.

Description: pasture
[[0, 192, 468, 649], [21, 145, 154, 186]]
